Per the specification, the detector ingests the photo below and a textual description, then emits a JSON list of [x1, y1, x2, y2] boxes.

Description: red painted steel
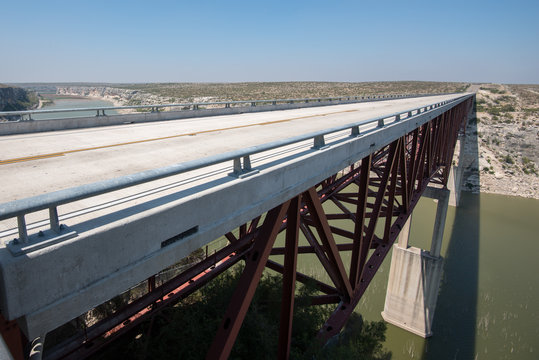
[[0, 314, 25, 360], [277, 196, 301, 360], [206, 201, 290, 360]]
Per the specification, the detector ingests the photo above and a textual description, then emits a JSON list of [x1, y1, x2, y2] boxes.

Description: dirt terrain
[[462, 84, 539, 199]]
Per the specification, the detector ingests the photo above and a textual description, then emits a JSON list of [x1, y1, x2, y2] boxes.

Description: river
[[34, 96, 116, 120], [353, 192, 539, 359]]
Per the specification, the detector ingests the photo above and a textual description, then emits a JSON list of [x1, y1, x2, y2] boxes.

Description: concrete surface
[[382, 187, 450, 337], [381, 245, 443, 337]]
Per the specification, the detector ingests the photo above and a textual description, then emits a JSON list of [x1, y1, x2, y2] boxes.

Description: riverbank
[[461, 84, 539, 200], [56, 86, 172, 114]]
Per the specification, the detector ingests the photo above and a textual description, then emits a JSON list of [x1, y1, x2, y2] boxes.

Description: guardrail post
[[272, 101, 276, 105], [225, 103, 230, 108], [96, 110, 100, 117], [193, 104, 199, 110], [350, 126, 360, 137], [242, 156, 252, 171], [251, 102, 256, 107], [378, 118, 385, 127], [233, 158, 242, 174], [17, 215, 28, 244], [395, 114, 401, 122], [101, 109, 106, 116], [231, 156, 258, 178], [312, 135, 326, 149], [49, 207, 61, 233], [408, 111, 413, 117]]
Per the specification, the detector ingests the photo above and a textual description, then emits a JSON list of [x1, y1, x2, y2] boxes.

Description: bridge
[[0, 92, 475, 359]]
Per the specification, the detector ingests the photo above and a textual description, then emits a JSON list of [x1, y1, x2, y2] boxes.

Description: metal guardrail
[[0, 93, 448, 120], [0, 94, 473, 244]]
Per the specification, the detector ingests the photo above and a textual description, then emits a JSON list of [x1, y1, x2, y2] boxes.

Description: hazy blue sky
[[1, 0, 538, 84]]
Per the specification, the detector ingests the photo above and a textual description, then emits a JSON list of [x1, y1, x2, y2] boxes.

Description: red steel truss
[[40, 97, 473, 359]]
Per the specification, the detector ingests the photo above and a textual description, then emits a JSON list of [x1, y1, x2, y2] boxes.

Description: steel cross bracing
[[41, 97, 473, 359]]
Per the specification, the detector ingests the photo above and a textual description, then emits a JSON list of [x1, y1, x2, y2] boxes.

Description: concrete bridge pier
[[381, 187, 449, 337], [447, 136, 465, 207]]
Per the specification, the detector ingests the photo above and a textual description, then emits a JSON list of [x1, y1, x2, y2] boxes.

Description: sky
[[1, 0, 538, 84]]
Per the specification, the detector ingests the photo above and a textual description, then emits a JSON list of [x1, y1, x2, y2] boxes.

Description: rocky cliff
[[56, 86, 169, 107], [0, 85, 39, 111], [462, 84, 539, 199]]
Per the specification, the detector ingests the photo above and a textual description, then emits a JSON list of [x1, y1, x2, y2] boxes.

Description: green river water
[[266, 191, 538, 359], [357, 192, 539, 360], [34, 97, 116, 120]]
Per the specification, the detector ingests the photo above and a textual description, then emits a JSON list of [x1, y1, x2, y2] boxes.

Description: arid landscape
[[463, 84, 539, 199]]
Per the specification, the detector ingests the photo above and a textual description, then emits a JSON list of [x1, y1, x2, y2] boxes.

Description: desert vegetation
[[88, 267, 391, 360], [463, 84, 538, 198], [113, 81, 468, 104]]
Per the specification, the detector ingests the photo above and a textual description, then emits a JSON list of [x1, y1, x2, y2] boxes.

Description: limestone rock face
[[0, 86, 37, 111], [56, 86, 162, 106]]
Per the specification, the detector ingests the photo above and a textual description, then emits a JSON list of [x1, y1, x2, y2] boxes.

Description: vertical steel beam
[[0, 314, 25, 360], [399, 138, 410, 212], [360, 140, 399, 279], [206, 201, 290, 360], [383, 141, 401, 242], [277, 196, 301, 360], [349, 154, 371, 287]]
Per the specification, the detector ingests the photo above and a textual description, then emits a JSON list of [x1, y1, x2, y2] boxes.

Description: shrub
[[91, 268, 391, 360], [504, 155, 514, 164]]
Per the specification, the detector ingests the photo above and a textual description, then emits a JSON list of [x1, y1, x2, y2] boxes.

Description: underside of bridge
[[0, 97, 472, 360]]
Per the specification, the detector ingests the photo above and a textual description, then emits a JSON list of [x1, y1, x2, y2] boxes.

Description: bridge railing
[[0, 93, 450, 120], [0, 94, 473, 246]]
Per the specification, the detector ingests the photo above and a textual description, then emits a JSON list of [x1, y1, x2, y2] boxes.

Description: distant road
[[467, 84, 481, 93]]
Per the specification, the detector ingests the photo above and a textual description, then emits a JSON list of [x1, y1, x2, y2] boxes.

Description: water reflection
[[423, 192, 480, 359]]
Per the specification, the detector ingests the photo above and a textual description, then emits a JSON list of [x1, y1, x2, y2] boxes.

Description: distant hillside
[[113, 81, 470, 103], [56, 81, 470, 108], [0, 84, 39, 111]]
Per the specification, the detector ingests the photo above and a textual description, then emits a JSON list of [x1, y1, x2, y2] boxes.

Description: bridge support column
[[447, 135, 467, 207], [381, 187, 449, 337]]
